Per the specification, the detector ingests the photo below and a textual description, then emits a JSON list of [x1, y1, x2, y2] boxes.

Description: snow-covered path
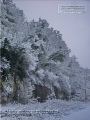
[[63, 105, 90, 120]]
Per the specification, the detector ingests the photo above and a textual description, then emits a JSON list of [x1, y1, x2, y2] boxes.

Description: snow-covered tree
[[1, 0, 90, 104]]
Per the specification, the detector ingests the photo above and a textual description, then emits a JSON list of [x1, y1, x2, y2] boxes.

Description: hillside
[[0, 0, 90, 105]]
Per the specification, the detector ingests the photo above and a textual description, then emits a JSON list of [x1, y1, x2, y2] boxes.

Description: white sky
[[13, 0, 90, 69]]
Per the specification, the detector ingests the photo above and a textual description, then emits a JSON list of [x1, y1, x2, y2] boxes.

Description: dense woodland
[[0, 0, 90, 104]]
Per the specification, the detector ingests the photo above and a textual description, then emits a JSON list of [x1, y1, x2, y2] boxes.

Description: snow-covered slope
[[0, 0, 90, 104]]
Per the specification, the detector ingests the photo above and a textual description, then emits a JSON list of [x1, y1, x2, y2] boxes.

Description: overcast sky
[[13, 0, 90, 69]]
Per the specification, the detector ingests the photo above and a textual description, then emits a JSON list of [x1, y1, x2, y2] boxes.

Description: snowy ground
[[62, 105, 90, 120], [0, 100, 90, 120]]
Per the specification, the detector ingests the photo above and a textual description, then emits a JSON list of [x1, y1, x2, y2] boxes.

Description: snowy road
[[63, 105, 90, 120]]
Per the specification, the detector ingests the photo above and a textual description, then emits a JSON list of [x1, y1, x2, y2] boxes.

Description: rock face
[[1, 0, 90, 104]]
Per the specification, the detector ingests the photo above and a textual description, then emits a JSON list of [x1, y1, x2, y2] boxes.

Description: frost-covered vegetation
[[0, 0, 90, 105]]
